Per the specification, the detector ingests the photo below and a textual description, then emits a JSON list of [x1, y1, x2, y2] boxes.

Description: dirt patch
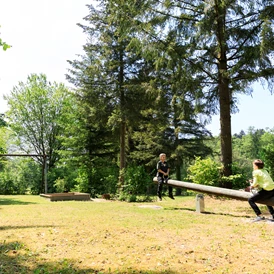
[[138, 204, 163, 209], [91, 198, 114, 202]]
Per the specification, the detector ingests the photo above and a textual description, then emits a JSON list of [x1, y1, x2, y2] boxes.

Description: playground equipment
[[153, 177, 274, 209], [40, 192, 90, 202]]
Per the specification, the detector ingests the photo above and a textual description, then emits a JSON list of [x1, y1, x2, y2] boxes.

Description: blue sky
[[1, 0, 274, 136], [207, 85, 274, 136]]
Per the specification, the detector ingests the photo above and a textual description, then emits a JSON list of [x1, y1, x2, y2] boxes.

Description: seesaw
[[153, 177, 274, 212]]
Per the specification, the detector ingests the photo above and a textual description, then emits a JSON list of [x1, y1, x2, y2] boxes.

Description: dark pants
[[157, 176, 173, 198], [248, 189, 274, 216]]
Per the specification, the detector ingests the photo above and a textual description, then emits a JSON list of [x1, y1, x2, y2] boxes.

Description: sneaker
[[252, 216, 265, 222], [168, 194, 175, 200]]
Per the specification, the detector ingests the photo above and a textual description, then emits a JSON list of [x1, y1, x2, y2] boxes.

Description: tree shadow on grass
[[0, 198, 37, 206], [0, 241, 179, 274], [0, 225, 59, 231]]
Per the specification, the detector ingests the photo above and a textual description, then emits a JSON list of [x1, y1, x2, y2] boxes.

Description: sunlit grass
[[0, 194, 274, 273]]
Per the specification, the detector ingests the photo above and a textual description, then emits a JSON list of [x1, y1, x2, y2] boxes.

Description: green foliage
[[5, 73, 73, 192], [187, 157, 222, 186], [72, 164, 119, 196], [0, 27, 10, 51], [0, 172, 16, 194], [1, 1, 274, 197], [100, 173, 119, 194], [230, 162, 250, 189], [187, 157, 249, 189], [260, 144, 274, 179], [91, 165, 119, 195], [237, 127, 265, 159], [0, 39, 10, 51], [0, 158, 41, 195], [136, 0, 274, 177], [53, 178, 67, 193], [232, 128, 274, 182], [0, 114, 7, 127], [118, 193, 153, 202], [73, 168, 89, 193], [5, 74, 70, 165], [122, 165, 153, 196], [118, 193, 137, 202], [18, 159, 41, 194], [0, 127, 10, 169], [221, 174, 247, 190], [66, 0, 214, 193]]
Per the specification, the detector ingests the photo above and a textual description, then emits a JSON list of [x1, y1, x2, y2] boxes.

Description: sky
[[1, 0, 274, 137], [0, 0, 89, 108], [207, 85, 274, 136]]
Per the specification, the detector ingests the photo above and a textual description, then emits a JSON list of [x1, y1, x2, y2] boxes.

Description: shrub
[[187, 157, 222, 186], [54, 178, 67, 193], [123, 165, 152, 195], [221, 174, 247, 190], [187, 157, 248, 189]]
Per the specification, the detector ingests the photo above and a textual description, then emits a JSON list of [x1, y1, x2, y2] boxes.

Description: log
[[153, 177, 274, 206]]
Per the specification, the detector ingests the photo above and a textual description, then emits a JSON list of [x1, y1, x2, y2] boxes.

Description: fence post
[[196, 194, 205, 213]]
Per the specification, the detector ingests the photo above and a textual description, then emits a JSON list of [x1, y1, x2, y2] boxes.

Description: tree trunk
[[216, 4, 232, 187], [118, 48, 126, 191], [119, 120, 126, 188], [219, 76, 232, 181], [175, 156, 182, 196], [41, 159, 46, 193]]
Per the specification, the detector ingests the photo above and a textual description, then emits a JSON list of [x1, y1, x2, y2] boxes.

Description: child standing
[[156, 153, 174, 201], [248, 159, 274, 222]]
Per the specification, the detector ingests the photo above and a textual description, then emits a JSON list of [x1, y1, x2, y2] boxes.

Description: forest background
[[0, 1, 274, 200]]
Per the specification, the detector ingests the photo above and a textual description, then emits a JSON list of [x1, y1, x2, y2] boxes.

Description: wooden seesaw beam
[[153, 177, 274, 206]]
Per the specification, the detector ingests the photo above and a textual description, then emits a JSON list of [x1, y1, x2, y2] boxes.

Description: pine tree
[[128, 0, 274, 186], [67, 1, 158, 191]]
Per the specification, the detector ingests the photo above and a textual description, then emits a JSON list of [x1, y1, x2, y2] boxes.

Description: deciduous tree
[[5, 74, 71, 192]]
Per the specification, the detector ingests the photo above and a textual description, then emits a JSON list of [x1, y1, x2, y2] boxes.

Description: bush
[[221, 174, 247, 190], [0, 158, 41, 195], [187, 157, 248, 189], [54, 178, 67, 193], [123, 165, 152, 196], [73, 165, 119, 196], [187, 157, 222, 186], [117, 193, 153, 203]]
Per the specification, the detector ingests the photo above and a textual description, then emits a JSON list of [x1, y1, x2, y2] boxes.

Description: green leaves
[[187, 157, 222, 186], [0, 39, 10, 51], [0, 25, 11, 51], [5, 74, 71, 166]]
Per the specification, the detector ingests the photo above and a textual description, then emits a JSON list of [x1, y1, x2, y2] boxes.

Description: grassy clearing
[[0, 194, 274, 273]]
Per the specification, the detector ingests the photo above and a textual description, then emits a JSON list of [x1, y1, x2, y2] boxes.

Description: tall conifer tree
[[67, 1, 157, 190], [129, 0, 274, 186]]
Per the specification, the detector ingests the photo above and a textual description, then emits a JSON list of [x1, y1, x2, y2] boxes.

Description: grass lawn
[[0, 194, 274, 273]]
